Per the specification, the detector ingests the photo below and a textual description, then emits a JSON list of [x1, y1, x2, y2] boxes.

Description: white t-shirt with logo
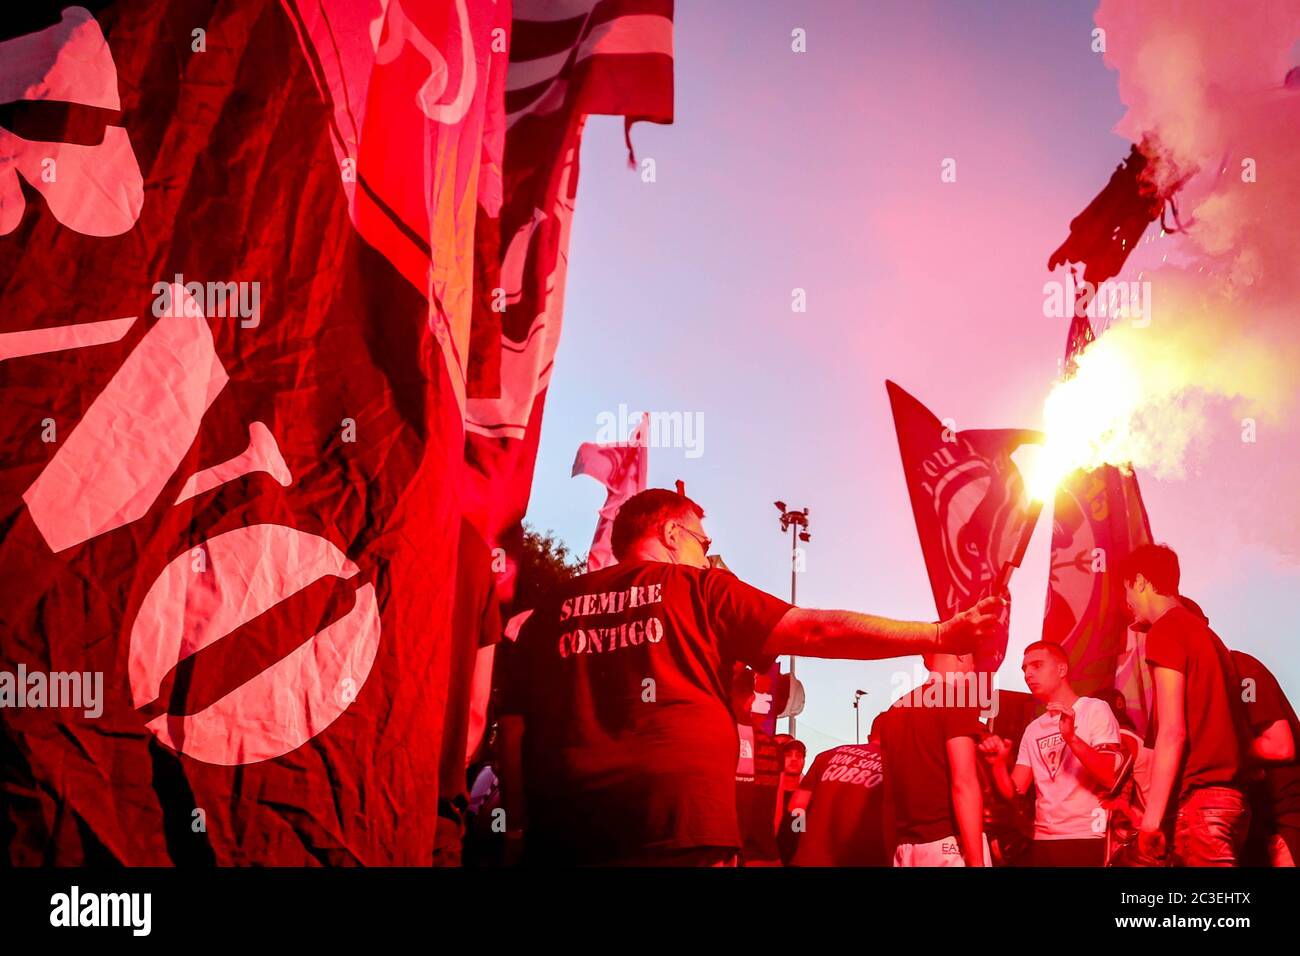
[[1015, 696, 1120, 841]]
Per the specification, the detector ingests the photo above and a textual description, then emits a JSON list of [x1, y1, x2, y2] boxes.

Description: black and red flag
[[1041, 461, 1152, 709], [0, 0, 506, 864], [462, 0, 674, 561], [1041, 141, 1174, 727], [887, 381, 1039, 673]]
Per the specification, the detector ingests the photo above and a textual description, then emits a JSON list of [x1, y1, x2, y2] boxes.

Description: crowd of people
[[442, 488, 1298, 868]]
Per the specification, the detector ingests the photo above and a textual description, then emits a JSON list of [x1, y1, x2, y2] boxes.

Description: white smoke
[[1078, 0, 1300, 558]]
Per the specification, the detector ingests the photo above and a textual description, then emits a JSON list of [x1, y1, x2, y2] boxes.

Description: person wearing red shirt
[[1125, 544, 1250, 866], [787, 715, 890, 867], [1230, 650, 1300, 866]]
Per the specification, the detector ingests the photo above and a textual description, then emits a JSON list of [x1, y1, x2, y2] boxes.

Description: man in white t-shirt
[[981, 642, 1122, 866]]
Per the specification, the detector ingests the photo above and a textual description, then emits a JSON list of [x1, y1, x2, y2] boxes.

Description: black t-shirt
[[1232, 651, 1300, 829], [880, 683, 984, 846], [791, 743, 888, 866], [499, 560, 791, 863]]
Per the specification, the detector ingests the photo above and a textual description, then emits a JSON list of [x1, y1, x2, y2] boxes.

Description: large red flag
[[887, 381, 1039, 673], [462, 0, 674, 554], [0, 1, 502, 864]]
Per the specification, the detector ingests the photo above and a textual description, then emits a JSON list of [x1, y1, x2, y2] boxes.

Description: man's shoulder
[[886, 686, 977, 725], [1075, 697, 1120, 740], [889, 686, 928, 711], [1075, 695, 1109, 716], [1146, 606, 1198, 654], [1230, 649, 1261, 674], [1153, 604, 1204, 637], [550, 560, 669, 598], [1232, 651, 1284, 702], [1181, 612, 1232, 662], [602, 558, 719, 589]]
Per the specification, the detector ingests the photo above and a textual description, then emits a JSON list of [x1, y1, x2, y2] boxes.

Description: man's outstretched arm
[[762, 595, 1006, 660]]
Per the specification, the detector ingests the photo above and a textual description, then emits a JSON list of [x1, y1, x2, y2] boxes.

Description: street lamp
[[853, 689, 868, 744], [774, 501, 810, 736]]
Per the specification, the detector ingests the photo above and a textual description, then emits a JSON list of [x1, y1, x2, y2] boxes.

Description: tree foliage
[[511, 523, 585, 614]]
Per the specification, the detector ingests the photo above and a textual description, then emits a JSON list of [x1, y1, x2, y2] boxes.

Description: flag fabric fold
[[462, 0, 674, 559], [289, 0, 513, 416], [1042, 465, 1153, 705], [572, 414, 648, 570]]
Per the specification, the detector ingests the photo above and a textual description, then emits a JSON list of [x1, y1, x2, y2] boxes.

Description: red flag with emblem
[[0, 0, 504, 864], [887, 381, 1039, 673]]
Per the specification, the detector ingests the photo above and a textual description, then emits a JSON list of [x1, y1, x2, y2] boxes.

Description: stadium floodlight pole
[[853, 689, 867, 744], [774, 501, 810, 737]]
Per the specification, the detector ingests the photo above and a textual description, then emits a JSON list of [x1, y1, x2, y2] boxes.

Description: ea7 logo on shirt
[[1037, 733, 1066, 781]]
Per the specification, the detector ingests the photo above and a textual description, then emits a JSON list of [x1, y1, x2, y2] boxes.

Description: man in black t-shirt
[[1231, 650, 1300, 866], [788, 714, 889, 866], [497, 488, 1006, 865], [880, 652, 990, 866]]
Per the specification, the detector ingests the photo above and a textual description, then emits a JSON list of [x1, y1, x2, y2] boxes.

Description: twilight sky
[[522, 0, 1300, 758]]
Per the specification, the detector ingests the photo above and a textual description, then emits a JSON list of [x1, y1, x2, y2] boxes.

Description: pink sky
[[525, 0, 1300, 756]]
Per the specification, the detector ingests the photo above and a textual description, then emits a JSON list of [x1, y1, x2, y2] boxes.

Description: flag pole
[[789, 520, 797, 737], [775, 502, 810, 737], [995, 498, 1045, 592]]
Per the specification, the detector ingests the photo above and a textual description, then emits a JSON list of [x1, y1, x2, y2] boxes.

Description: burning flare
[[1024, 317, 1279, 502]]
